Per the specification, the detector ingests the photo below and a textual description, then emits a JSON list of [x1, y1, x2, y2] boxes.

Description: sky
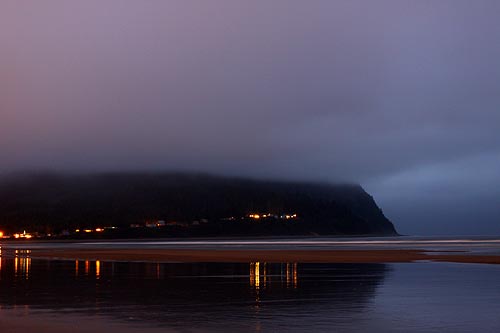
[[1, 0, 499, 235]]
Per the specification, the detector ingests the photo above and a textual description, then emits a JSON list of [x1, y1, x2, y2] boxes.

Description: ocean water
[[4, 235, 500, 254], [0, 252, 499, 332]]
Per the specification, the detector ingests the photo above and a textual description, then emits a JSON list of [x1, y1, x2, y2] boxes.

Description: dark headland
[[0, 172, 397, 238]]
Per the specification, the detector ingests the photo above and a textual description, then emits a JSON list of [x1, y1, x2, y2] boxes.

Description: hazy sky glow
[[1, 1, 499, 235]]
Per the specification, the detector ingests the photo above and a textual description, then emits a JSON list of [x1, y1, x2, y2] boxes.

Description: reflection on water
[[249, 262, 298, 290], [0, 248, 389, 331], [8, 249, 33, 280], [249, 262, 299, 308], [14, 257, 31, 280], [1, 247, 500, 332]]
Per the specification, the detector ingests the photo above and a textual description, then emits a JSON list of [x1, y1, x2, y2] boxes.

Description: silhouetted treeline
[[0, 172, 397, 236]]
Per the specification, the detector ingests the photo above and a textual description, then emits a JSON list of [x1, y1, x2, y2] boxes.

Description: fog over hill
[[0, 173, 397, 237]]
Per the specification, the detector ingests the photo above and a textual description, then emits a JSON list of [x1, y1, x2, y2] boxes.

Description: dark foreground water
[[0, 256, 499, 332]]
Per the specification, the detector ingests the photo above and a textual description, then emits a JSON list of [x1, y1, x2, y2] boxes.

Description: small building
[[146, 220, 166, 228]]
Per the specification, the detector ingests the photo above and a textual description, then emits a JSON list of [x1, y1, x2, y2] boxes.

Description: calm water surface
[[0, 252, 499, 332], [5, 235, 500, 254]]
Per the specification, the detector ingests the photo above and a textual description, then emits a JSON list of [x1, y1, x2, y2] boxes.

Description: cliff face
[[0, 173, 397, 236]]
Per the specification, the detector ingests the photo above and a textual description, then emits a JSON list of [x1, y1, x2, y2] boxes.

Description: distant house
[[146, 220, 166, 228]]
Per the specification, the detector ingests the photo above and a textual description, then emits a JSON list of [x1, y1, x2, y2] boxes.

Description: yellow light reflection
[[85, 260, 89, 275], [75, 260, 79, 276], [254, 262, 260, 288], [284, 262, 298, 288], [14, 256, 31, 280], [96, 260, 100, 279], [250, 262, 255, 287], [286, 263, 291, 287], [250, 262, 262, 289], [293, 263, 298, 288], [263, 262, 267, 288], [23, 257, 31, 280], [250, 262, 299, 294]]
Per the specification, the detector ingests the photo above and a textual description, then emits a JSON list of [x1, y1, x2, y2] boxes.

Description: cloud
[[1, 0, 499, 233], [366, 152, 500, 235]]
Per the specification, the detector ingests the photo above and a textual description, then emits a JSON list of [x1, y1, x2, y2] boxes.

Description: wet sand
[[25, 248, 500, 264]]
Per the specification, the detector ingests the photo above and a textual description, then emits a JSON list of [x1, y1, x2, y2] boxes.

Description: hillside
[[0, 173, 398, 237]]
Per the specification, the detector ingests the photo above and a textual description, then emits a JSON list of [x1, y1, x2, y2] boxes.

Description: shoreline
[[0, 233, 402, 243], [14, 248, 500, 265]]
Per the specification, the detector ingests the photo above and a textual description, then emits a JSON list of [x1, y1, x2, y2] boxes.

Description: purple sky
[[1, 1, 500, 235]]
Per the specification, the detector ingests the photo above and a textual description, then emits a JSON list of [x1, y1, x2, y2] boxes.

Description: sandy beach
[[22, 248, 500, 264]]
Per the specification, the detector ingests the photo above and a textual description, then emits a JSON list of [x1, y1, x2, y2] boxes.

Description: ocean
[[1, 236, 499, 332]]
